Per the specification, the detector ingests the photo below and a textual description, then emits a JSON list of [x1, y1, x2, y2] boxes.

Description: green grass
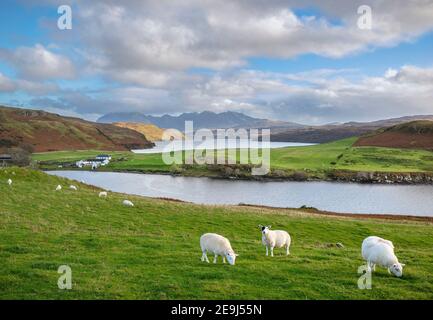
[[32, 138, 433, 177], [1, 167, 433, 299]]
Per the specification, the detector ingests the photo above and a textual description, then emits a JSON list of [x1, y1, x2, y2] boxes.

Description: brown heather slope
[[354, 120, 433, 151], [0, 106, 154, 152], [114, 122, 184, 142]]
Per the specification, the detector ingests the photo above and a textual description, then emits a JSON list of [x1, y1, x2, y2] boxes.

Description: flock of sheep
[[200, 227, 405, 278], [53, 182, 134, 207], [5, 177, 405, 278]]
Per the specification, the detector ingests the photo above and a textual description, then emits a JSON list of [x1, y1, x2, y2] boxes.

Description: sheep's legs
[[223, 257, 226, 264], [286, 245, 290, 256], [265, 247, 269, 256], [270, 247, 274, 257], [213, 255, 218, 264], [366, 261, 372, 272], [202, 252, 210, 263]]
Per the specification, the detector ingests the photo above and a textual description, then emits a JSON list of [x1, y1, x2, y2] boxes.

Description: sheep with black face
[[259, 225, 291, 257]]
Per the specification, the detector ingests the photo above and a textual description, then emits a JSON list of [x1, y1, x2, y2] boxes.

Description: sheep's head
[[259, 225, 271, 235], [225, 252, 238, 265], [389, 263, 405, 277]]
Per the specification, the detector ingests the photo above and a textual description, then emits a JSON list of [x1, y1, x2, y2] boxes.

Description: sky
[[0, 0, 433, 124]]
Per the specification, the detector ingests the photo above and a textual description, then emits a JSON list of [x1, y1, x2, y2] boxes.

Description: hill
[[1, 167, 433, 299], [354, 121, 433, 151], [98, 110, 304, 130], [0, 106, 154, 152], [271, 115, 433, 143], [113, 122, 183, 142]]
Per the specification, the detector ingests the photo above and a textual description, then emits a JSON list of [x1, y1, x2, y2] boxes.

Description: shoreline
[[44, 169, 433, 221], [152, 196, 433, 222], [42, 166, 433, 185]]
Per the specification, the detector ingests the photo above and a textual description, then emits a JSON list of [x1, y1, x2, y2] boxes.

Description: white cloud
[[0, 73, 16, 92], [1, 44, 75, 80]]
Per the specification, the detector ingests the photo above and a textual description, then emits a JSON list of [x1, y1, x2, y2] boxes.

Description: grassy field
[[1, 167, 433, 299], [32, 138, 433, 177]]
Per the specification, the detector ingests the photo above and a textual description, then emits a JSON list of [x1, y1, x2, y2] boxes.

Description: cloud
[[0, 44, 75, 80], [0, 73, 16, 92], [66, 0, 433, 81], [3, 1, 433, 123], [23, 65, 433, 124]]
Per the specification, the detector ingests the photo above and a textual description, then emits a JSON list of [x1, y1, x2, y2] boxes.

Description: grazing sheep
[[55, 185, 62, 191], [99, 191, 108, 198], [362, 236, 405, 277], [259, 225, 291, 257], [69, 185, 78, 191], [122, 200, 134, 207], [200, 233, 238, 265], [7, 179, 12, 186]]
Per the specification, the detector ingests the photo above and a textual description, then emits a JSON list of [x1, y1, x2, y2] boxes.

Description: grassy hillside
[[355, 121, 433, 151], [113, 122, 183, 142], [1, 167, 433, 299], [33, 138, 433, 177], [0, 106, 154, 152]]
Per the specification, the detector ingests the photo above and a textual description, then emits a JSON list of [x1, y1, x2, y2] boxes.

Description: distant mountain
[[0, 106, 154, 152], [98, 111, 304, 131], [341, 115, 433, 128], [354, 120, 433, 151], [271, 115, 433, 143]]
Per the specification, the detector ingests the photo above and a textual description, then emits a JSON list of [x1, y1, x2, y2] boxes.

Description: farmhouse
[[96, 154, 112, 161], [75, 154, 111, 169], [0, 154, 12, 167]]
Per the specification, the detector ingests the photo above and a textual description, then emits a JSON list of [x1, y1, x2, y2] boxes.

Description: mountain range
[[98, 110, 433, 143], [97, 111, 303, 131]]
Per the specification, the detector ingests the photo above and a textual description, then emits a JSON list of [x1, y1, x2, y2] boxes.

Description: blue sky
[[1, 1, 433, 124]]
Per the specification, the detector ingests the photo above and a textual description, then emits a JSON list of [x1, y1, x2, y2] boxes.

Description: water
[[48, 171, 433, 217], [133, 140, 314, 154]]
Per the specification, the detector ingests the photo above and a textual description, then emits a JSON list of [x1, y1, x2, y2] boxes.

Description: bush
[[8, 147, 31, 166]]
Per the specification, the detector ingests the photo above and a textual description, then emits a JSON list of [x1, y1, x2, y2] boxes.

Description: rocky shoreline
[[41, 162, 433, 185]]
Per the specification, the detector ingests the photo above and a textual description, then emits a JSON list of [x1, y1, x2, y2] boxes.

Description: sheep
[[69, 185, 78, 191], [99, 191, 108, 198], [259, 225, 291, 257], [7, 179, 12, 186], [200, 233, 238, 265], [361, 236, 405, 277], [122, 200, 134, 207], [55, 185, 62, 191]]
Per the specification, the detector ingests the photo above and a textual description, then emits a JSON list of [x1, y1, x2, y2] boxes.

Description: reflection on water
[[48, 171, 433, 217]]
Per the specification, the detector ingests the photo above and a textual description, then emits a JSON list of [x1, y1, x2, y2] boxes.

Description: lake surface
[[48, 171, 433, 217], [133, 140, 314, 154]]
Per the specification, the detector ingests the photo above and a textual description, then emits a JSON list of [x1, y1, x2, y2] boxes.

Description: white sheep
[[122, 200, 134, 207], [259, 225, 291, 257], [7, 179, 12, 186], [69, 185, 78, 191], [361, 236, 405, 277], [99, 191, 108, 198], [200, 233, 238, 265], [55, 185, 62, 191]]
